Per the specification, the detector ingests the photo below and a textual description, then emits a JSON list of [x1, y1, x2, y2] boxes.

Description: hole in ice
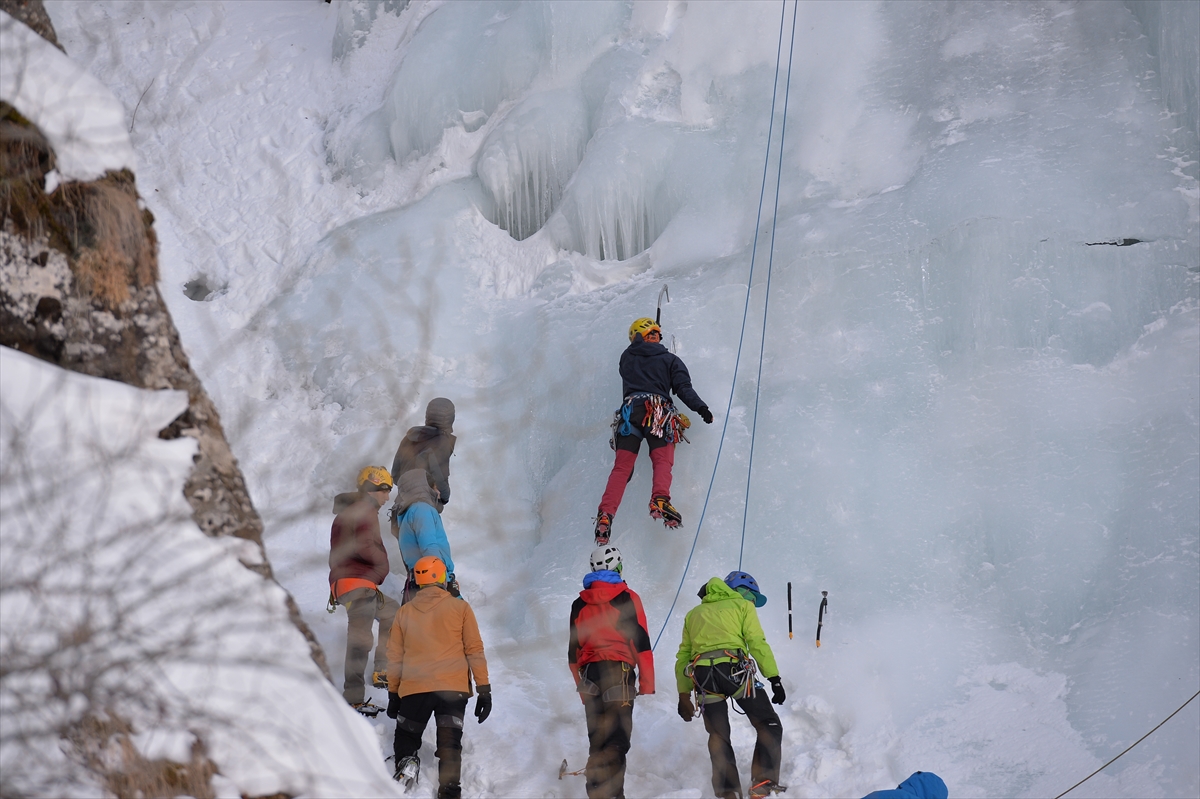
[[183, 276, 219, 302], [1084, 238, 1144, 246]]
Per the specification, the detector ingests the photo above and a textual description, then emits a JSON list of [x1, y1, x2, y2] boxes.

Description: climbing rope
[[1053, 689, 1199, 798], [652, 0, 797, 651], [739, 0, 798, 570]]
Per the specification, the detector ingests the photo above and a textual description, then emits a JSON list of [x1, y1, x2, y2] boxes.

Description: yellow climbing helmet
[[628, 317, 661, 341], [357, 466, 393, 492]]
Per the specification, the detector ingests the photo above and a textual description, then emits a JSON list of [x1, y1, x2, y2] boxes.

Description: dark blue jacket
[[863, 771, 948, 799], [619, 336, 708, 414]]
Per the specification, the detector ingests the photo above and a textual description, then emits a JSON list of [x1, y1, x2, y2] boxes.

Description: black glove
[[474, 684, 492, 723], [386, 691, 401, 719], [769, 676, 785, 705], [699, 407, 714, 424], [677, 692, 695, 721], [446, 574, 461, 598]]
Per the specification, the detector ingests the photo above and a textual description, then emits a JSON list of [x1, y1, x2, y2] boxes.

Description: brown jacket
[[387, 585, 489, 697], [328, 492, 388, 586]]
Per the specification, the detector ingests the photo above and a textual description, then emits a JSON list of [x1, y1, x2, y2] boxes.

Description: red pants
[[598, 442, 674, 516]]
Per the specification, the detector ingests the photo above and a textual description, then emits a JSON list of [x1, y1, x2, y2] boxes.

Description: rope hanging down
[[739, 0, 798, 571], [1053, 689, 1199, 799], [652, 0, 798, 651]]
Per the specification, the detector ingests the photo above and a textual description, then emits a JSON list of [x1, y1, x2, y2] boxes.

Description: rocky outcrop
[[0, 0, 60, 52], [0, 10, 329, 681]]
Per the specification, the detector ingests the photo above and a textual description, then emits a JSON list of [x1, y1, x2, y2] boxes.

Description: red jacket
[[568, 579, 654, 695], [328, 492, 389, 586]]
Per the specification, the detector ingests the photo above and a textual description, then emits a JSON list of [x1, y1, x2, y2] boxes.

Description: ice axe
[[816, 591, 828, 647], [559, 759, 585, 779], [656, 284, 678, 352], [787, 581, 793, 639]]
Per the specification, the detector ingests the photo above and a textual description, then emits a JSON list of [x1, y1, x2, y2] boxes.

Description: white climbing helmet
[[589, 545, 623, 574]]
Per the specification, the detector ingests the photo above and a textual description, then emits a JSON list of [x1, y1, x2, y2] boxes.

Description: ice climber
[[862, 771, 949, 799], [568, 545, 655, 799], [391, 397, 456, 515], [676, 571, 787, 799], [386, 556, 491, 799], [328, 466, 401, 708], [594, 318, 713, 543], [392, 468, 459, 601]]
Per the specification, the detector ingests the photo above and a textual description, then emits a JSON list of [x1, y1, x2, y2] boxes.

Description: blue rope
[[739, 0, 798, 570], [652, 0, 793, 652]]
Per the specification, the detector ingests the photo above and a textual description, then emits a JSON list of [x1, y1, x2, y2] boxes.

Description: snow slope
[[0, 347, 394, 798], [42, 1, 1199, 797]]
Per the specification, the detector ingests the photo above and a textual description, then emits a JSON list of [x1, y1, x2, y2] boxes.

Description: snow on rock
[[0, 10, 135, 183], [0, 347, 397, 798]]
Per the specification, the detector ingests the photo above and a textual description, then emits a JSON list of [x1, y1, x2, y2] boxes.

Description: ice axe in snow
[[816, 591, 828, 647], [559, 759, 585, 779]]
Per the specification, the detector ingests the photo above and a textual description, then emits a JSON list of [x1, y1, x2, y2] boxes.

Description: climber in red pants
[[594, 318, 712, 544]]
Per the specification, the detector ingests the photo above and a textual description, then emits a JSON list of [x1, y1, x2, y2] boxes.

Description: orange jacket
[[386, 585, 489, 698]]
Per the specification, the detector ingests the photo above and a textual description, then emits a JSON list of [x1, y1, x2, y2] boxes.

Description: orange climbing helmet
[[413, 556, 448, 586]]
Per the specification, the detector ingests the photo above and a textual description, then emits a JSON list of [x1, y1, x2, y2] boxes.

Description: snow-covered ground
[[11, 1, 1198, 796]]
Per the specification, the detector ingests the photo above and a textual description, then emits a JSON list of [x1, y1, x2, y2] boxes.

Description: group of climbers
[[328, 398, 488, 799], [325, 321, 943, 799], [569, 317, 787, 799], [571, 541, 787, 799]]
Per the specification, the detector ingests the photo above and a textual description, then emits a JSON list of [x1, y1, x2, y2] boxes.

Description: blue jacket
[[396, 501, 455, 575], [863, 771, 948, 799], [619, 336, 708, 414]]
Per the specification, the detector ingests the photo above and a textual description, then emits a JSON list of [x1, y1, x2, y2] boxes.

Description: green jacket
[[675, 577, 779, 693]]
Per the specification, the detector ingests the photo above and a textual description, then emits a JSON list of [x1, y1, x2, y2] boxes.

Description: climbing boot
[[748, 779, 787, 798], [594, 512, 613, 545], [371, 671, 388, 688], [394, 755, 420, 788], [649, 496, 682, 528]]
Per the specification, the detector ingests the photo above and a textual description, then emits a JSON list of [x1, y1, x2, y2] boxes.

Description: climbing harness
[[576, 661, 637, 705], [652, 0, 798, 651], [610, 393, 688, 448], [685, 649, 758, 711], [325, 578, 381, 613]]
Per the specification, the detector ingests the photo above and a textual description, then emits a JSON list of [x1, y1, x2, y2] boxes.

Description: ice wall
[[290, 2, 1199, 795], [86, 0, 1197, 795], [1126, 0, 1200, 143]]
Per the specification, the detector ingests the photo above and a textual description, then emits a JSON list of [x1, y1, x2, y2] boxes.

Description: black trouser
[[695, 663, 783, 797], [579, 661, 638, 799], [340, 587, 400, 704], [393, 691, 469, 796]]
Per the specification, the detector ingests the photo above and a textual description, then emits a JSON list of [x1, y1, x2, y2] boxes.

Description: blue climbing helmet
[[725, 571, 767, 607]]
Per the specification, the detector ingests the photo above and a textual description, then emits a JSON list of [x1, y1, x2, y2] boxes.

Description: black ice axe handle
[[656, 284, 670, 325]]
